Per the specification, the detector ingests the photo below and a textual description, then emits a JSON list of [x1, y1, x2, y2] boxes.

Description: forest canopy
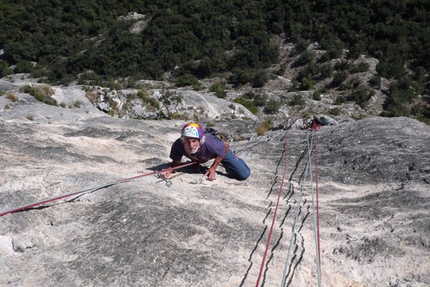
[[1, 0, 429, 121]]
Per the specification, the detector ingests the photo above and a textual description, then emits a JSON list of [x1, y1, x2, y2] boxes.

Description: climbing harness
[[0, 161, 197, 217]]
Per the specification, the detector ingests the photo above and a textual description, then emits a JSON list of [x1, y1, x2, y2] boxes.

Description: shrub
[[329, 107, 341, 116], [20, 84, 57, 106], [277, 64, 286, 75], [255, 119, 272, 135], [331, 71, 349, 87], [349, 62, 369, 73], [175, 74, 200, 87], [347, 87, 375, 108], [288, 94, 306, 106], [137, 90, 160, 111], [252, 70, 269, 88], [6, 92, 18, 102], [320, 47, 343, 62], [289, 78, 300, 91], [369, 76, 381, 88], [253, 93, 267, 107], [297, 63, 318, 82], [334, 61, 350, 71], [381, 79, 416, 117], [234, 97, 258, 114], [263, 99, 281, 114], [256, 123, 268, 136], [294, 50, 315, 67], [192, 81, 203, 91], [210, 82, 227, 98], [301, 78, 316, 90], [14, 61, 35, 73], [243, 91, 255, 99], [376, 59, 406, 79], [333, 95, 346, 105], [318, 64, 332, 79], [229, 68, 254, 87], [78, 71, 103, 85], [0, 60, 13, 78], [313, 90, 322, 101]]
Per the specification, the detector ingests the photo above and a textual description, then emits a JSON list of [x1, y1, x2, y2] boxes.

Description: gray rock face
[[317, 117, 430, 184], [1, 85, 429, 287]]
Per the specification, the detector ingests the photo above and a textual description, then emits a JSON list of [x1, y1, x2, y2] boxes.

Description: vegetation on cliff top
[[1, 0, 429, 123]]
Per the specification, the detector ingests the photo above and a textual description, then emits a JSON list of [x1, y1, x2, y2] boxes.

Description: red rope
[[0, 161, 197, 217], [255, 131, 289, 287]]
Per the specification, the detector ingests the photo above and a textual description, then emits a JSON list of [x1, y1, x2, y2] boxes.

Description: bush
[[288, 94, 306, 106], [256, 120, 272, 136], [347, 87, 375, 108], [333, 95, 346, 105], [263, 99, 281, 114], [137, 90, 160, 111], [376, 59, 406, 80], [329, 107, 341, 116], [320, 47, 343, 62], [6, 92, 18, 102], [78, 71, 103, 85], [252, 70, 269, 88], [14, 61, 34, 73], [277, 63, 286, 76], [331, 71, 349, 87], [293, 50, 315, 67], [349, 62, 369, 74], [0, 60, 13, 78], [318, 64, 332, 79], [381, 78, 416, 117], [256, 123, 268, 136], [175, 74, 200, 87], [209, 82, 227, 98], [334, 61, 350, 71], [234, 97, 258, 114], [253, 93, 267, 107], [369, 76, 381, 89], [313, 90, 322, 101], [19, 84, 57, 106], [242, 92, 255, 100], [229, 68, 254, 87], [301, 78, 316, 90]]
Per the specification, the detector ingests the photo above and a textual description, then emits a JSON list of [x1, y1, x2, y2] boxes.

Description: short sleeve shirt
[[170, 134, 225, 162]]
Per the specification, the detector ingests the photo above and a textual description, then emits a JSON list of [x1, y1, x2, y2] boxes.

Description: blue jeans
[[221, 149, 251, 180]]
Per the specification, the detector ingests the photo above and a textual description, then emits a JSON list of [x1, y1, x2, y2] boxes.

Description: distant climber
[[271, 115, 338, 131], [161, 122, 251, 181], [313, 115, 334, 126]]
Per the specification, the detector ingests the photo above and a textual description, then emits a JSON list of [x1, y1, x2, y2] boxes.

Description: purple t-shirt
[[170, 134, 225, 162]]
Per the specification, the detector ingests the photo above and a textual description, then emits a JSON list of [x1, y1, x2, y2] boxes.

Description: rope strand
[[0, 161, 197, 217], [281, 131, 311, 287], [255, 131, 289, 287], [313, 128, 322, 284]]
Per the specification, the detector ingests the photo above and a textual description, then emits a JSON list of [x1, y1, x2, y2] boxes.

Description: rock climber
[[161, 122, 251, 181]]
